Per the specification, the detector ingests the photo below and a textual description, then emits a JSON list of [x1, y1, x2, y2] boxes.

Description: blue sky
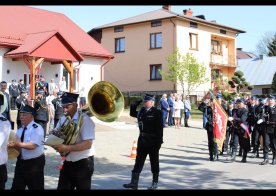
[[32, 5, 276, 54]]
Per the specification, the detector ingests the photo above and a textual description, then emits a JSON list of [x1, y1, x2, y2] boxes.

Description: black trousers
[[232, 131, 250, 153], [12, 154, 45, 190], [206, 130, 218, 158], [0, 164, 7, 190], [133, 138, 161, 174], [58, 156, 94, 190], [10, 96, 17, 109], [263, 131, 276, 154]]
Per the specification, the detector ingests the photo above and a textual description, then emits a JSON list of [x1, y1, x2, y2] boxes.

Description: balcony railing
[[210, 54, 236, 67]]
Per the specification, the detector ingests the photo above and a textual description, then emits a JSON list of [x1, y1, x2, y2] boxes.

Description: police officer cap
[[36, 90, 44, 95], [236, 99, 245, 104], [57, 91, 63, 96], [143, 93, 155, 102], [61, 92, 79, 105], [20, 105, 36, 116], [229, 100, 235, 105], [216, 93, 222, 99], [268, 95, 276, 100], [251, 96, 257, 100]]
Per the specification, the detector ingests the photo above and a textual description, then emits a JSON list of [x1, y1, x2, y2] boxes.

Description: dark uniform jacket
[[34, 98, 49, 122], [233, 107, 248, 134], [198, 102, 213, 132], [130, 103, 163, 147], [264, 105, 276, 134], [16, 95, 29, 121], [247, 104, 258, 127], [52, 98, 63, 120]]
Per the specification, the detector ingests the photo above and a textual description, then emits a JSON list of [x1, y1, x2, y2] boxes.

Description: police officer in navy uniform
[[8, 105, 45, 190], [228, 99, 249, 163], [260, 95, 276, 165], [198, 95, 218, 161], [52, 92, 95, 190], [16, 90, 29, 128], [34, 90, 49, 139], [123, 94, 163, 190], [247, 96, 258, 151], [51, 91, 64, 128], [0, 93, 12, 190]]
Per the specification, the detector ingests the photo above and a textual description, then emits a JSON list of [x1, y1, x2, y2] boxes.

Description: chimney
[[162, 5, 171, 11], [237, 48, 242, 51], [183, 8, 193, 16], [259, 54, 263, 60]]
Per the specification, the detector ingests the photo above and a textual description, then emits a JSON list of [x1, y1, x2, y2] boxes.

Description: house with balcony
[[89, 6, 245, 99]]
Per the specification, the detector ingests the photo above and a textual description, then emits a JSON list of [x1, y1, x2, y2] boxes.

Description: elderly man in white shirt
[[184, 95, 192, 127]]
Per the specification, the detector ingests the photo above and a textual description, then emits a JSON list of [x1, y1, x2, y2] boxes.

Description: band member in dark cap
[[0, 93, 12, 190], [52, 92, 95, 190], [16, 90, 29, 129], [34, 90, 49, 139], [52, 91, 64, 128], [123, 93, 163, 190], [260, 95, 276, 165], [8, 105, 45, 190]]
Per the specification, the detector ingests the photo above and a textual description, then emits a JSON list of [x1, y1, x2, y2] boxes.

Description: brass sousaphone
[[45, 81, 124, 155], [0, 91, 20, 160]]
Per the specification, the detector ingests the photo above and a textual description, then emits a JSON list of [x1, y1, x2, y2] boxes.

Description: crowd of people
[[159, 93, 191, 129], [198, 93, 276, 165]]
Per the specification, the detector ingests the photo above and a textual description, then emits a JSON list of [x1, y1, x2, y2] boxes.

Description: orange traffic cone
[[58, 156, 66, 170], [129, 140, 137, 158]]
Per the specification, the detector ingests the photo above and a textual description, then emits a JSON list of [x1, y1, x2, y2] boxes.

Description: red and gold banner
[[212, 98, 228, 152]]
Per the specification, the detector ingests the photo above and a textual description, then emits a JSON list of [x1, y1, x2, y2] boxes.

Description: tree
[[255, 31, 275, 55], [268, 34, 276, 56], [228, 70, 253, 97], [161, 48, 209, 95], [271, 72, 276, 93]]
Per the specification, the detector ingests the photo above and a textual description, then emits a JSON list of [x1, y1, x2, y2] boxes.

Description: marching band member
[[52, 92, 95, 190], [9, 105, 45, 190]]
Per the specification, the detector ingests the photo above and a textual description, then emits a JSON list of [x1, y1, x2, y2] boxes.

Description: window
[[150, 33, 162, 49], [211, 40, 221, 55], [189, 33, 198, 50], [114, 26, 124, 32], [115, 37, 125, 53], [150, 64, 162, 80], [262, 88, 271, 94], [151, 21, 162, 27], [220, 29, 226, 34], [190, 22, 198, 28]]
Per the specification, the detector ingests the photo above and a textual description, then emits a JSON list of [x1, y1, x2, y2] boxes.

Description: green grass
[[191, 109, 203, 120]]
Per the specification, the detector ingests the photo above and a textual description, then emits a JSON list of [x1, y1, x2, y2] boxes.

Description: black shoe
[[241, 158, 247, 163], [209, 156, 214, 161], [213, 155, 219, 161], [148, 182, 158, 190], [219, 151, 223, 155], [272, 159, 276, 165], [260, 159, 269, 165]]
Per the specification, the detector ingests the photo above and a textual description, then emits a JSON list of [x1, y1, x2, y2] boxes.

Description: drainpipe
[[100, 57, 112, 81]]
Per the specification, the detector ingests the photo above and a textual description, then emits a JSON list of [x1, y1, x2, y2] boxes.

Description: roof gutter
[[100, 57, 112, 81]]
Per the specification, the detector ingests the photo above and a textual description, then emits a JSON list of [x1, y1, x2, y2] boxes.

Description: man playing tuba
[[0, 92, 12, 190], [51, 92, 95, 190]]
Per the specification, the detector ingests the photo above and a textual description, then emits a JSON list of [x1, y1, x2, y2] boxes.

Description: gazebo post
[[62, 60, 74, 93]]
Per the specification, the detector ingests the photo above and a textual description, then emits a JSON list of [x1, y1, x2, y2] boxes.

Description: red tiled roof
[[0, 6, 113, 59], [5, 30, 83, 62]]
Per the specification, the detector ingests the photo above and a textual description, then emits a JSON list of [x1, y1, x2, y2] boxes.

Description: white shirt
[[55, 109, 95, 162], [16, 120, 44, 160], [59, 80, 67, 92], [0, 114, 11, 165]]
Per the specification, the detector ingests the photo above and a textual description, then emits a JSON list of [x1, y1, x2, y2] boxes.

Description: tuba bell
[[45, 81, 124, 156]]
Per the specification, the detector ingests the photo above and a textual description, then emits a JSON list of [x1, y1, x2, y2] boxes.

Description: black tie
[[20, 127, 27, 142]]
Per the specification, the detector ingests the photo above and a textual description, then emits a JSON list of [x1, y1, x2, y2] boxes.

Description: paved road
[[6, 111, 276, 189]]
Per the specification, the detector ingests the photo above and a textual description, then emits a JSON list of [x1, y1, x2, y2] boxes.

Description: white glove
[[257, 119, 263, 124], [228, 117, 233, 121]]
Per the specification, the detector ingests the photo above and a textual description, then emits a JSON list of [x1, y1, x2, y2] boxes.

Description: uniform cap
[[20, 105, 36, 116], [61, 92, 79, 105], [251, 96, 257, 100], [57, 91, 63, 96], [268, 95, 276, 100], [143, 93, 155, 102], [216, 93, 222, 99], [236, 99, 245, 104], [229, 100, 235, 105]]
